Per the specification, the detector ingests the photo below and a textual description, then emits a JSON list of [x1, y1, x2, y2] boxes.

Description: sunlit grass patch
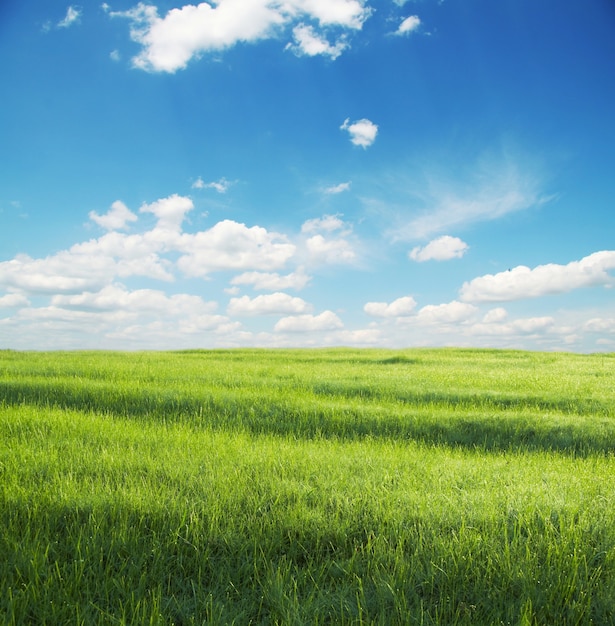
[[1, 348, 614, 624]]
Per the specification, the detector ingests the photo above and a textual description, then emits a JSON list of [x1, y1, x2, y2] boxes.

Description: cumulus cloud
[[58, 6, 81, 28], [584, 318, 615, 333], [416, 300, 479, 324], [299, 214, 357, 265], [230, 268, 311, 291], [111, 0, 371, 72], [469, 316, 555, 337], [482, 307, 508, 324], [274, 310, 343, 332], [460, 251, 615, 302], [140, 194, 194, 234], [286, 24, 349, 59], [305, 234, 356, 264], [409, 235, 468, 262], [177, 220, 295, 277], [340, 117, 378, 148], [0, 195, 300, 298], [51, 283, 218, 316], [89, 200, 138, 231], [0, 293, 30, 308], [364, 295, 417, 318], [227, 292, 311, 316], [395, 15, 420, 36]]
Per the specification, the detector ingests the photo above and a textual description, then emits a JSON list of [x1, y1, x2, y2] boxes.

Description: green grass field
[[1, 348, 614, 625]]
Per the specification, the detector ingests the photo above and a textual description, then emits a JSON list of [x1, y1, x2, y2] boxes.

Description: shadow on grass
[[1, 380, 614, 456]]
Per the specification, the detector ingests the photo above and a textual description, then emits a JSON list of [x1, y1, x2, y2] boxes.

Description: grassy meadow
[[1, 348, 614, 625]]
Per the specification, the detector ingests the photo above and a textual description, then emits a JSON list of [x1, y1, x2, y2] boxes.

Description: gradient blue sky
[[1, 0, 614, 350]]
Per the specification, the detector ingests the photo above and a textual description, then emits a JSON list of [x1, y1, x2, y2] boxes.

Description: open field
[[1, 348, 614, 625]]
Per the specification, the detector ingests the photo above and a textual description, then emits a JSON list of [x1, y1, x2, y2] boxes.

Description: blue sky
[[1, 0, 614, 351]]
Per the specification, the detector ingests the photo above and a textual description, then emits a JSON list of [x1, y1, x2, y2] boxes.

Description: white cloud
[[0, 293, 30, 308], [177, 220, 296, 277], [51, 283, 217, 315], [274, 310, 343, 332], [395, 15, 420, 36], [409, 235, 468, 262], [111, 0, 371, 72], [140, 194, 194, 234], [230, 268, 311, 291], [460, 251, 615, 302], [305, 234, 356, 264], [287, 24, 348, 59], [324, 181, 351, 194], [416, 300, 479, 324], [364, 295, 417, 318], [227, 292, 311, 316], [58, 6, 81, 28], [391, 155, 547, 241], [482, 307, 508, 324], [585, 318, 615, 333], [110, 49, 121, 61], [89, 200, 138, 231], [192, 177, 233, 193], [340, 117, 378, 148], [469, 316, 555, 337], [302, 214, 347, 234]]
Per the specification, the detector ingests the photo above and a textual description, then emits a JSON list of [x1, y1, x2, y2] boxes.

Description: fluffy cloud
[[300, 214, 357, 265], [409, 235, 468, 262], [395, 15, 420, 36], [89, 200, 138, 231], [230, 268, 311, 291], [340, 117, 378, 148], [305, 234, 356, 264], [416, 300, 478, 324], [460, 251, 615, 302], [177, 220, 295, 276], [364, 295, 417, 318], [112, 0, 371, 72], [482, 307, 508, 323], [469, 316, 555, 337], [51, 283, 217, 315], [140, 194, 194, 234], [274, 310, 343, 332], [0, 293, 30, 308], [227, 292, 311, 316], [287, 24, 348, 59]]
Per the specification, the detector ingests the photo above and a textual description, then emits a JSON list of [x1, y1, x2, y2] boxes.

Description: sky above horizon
[[1, 0, 614, 351]]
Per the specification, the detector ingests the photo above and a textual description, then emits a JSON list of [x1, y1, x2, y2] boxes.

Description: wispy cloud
[[390, 153, 548, 241], [324, 181, 351, 194], [192, 177, 233, 193], [58, 6, 81, 28]]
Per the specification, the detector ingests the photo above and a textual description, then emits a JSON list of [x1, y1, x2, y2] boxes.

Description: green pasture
[[1, 348, 614, 624]]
